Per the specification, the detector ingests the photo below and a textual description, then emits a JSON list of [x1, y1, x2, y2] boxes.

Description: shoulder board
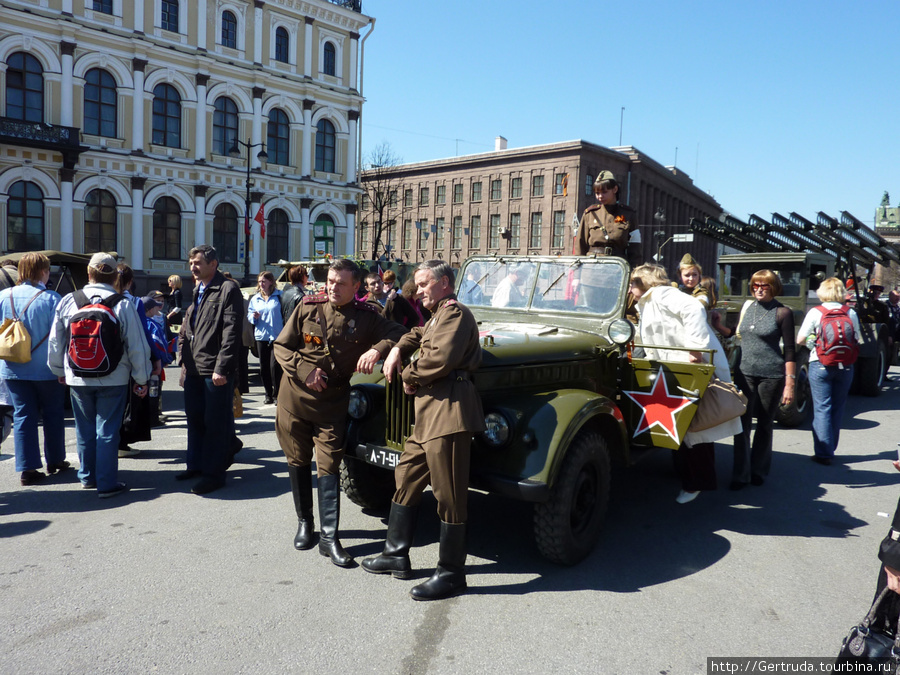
[[584, 204, 602, 214], [444, 299, 458, 307], [353, 298, 380, 312], [303, 294, 328, 304]]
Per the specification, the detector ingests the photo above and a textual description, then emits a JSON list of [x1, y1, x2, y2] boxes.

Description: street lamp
[[229, 138, 268, 282], [653, 207, 667, 263]]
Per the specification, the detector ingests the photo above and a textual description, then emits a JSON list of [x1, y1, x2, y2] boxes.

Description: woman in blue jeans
[[0, 253, 67, 486], [796, 277, 862, 465]]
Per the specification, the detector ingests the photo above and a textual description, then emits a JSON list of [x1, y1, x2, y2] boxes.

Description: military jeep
[[342, 254, 721, 565]]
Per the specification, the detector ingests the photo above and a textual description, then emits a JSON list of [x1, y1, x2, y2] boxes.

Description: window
[[221, 10, 237, 48], [360, 194, 370, 210], [470, 215, 481, 249], [84, 189, 117, 253], [6, 52, 43, 123], [436, 185, 446, 205], [490, 179, 501, 201], [402, 219, 412, 249], [452, 216, 462, 249], [417, 219, 428, 249], [213, 97, 238, 156], [152, 197, 181, 259], [552, 210, 567, 249], [389, 190, 398, 207], [509, 213, 521, 248], [385, 220, 396, 252], [511, 177, 523, 199], [530, 212, 542, 249], [93, 0, 113, 14], [453, 184, 463, 204], [434, 217, 445, 249], [161, 0, 179, 32], [555, 173, 567, 196], [152, 83, 181, 147], [471, 181, 482, 202], [419, 187, 429, 206], [489, 214, 500, 249], [584, 174, 593, 196], [275, 27, 290, 63], [7, 181, 44, 252], [267, 108, 290, 165], [213, 203, 239, 263], [315, 119, 336, 173], [532, 175, 544, 197], [84, 68, 117, 137], [403, 189, 413, 207], [267, 208, 289, 264], [359, 221, 369, 251], [323, 41, 336, 76]]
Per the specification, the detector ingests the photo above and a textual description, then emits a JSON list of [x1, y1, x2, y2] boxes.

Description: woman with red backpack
[[797, 277, 863, 465]]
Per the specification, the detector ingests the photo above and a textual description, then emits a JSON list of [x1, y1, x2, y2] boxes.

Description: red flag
[[377, 263, 384, 278], [562, 173, 568, 197], [244, 212, 250, 237], [254, 203, 266, 239]]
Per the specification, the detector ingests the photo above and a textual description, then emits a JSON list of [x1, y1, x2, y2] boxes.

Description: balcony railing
[[325, 0, 362, 12], [0, 117, 86, 168]]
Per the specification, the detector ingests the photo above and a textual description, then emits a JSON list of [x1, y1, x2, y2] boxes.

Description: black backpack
[[66, 291, 125, 377]]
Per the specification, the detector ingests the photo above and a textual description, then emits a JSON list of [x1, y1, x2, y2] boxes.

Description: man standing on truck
[[362, 260, 484, 601], [273, 259, 406, 568]]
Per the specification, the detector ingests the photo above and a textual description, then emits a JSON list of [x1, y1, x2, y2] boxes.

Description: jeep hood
[[477, 321, 606, 367]]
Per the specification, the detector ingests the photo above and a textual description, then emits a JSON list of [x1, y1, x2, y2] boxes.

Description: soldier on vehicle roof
[[273, 258, 406, 569], [576, 170, 642, 268]]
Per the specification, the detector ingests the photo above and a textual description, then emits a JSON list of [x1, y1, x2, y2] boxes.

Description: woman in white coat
[[630, 264, 743, 504]]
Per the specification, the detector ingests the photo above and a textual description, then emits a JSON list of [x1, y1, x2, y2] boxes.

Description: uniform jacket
[[398, 295, 485, 443], [274, 294, 407, 420], [179, 271, 243, 379], [0, 282, 61, 381], [577, 202, 640, 266]]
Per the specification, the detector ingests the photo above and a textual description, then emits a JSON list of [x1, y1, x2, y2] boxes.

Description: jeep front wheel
[[533, 431, 610, 566], [340, 457, 395, 511]]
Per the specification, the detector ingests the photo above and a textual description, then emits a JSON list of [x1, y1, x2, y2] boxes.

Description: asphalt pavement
[[2, 363, 900, 674]]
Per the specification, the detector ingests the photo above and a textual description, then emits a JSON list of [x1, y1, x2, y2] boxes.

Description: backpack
[[815, 305, 859, 367], [66, 291, 125, 377], [0, 289, 46, 363]]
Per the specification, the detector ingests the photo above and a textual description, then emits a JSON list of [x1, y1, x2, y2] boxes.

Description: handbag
[[687, 376, 748, 432], [233, 386, 243, 418], [836, 586, 900, 667], [0, 289, 46, 364]]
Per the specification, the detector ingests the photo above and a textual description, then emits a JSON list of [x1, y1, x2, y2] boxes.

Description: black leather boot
[[362, 502, 417, 579], [317, 474, 354, 567], [288, 465, 315, 550], [410, 521, 467, 601]]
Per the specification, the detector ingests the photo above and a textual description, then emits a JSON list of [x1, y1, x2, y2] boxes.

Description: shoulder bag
[[687, 376, 748, 432], [0, 289, 47, 364], [836, 586, 900, 668]]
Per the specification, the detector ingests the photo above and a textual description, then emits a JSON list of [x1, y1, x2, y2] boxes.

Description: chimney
[[495, 136, 507, 152]]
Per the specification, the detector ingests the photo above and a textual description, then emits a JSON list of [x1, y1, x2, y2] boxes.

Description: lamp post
[[229, 137, 268, 282], [653, 207, 667, 263]]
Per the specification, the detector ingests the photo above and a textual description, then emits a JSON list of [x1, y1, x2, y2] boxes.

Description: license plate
[[365, 445, 401, 469]]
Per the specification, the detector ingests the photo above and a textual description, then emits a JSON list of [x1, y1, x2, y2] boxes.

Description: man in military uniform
[[576, 170, 642, 267], [362, 260, 484, 601], [273, 259, 407, 568]]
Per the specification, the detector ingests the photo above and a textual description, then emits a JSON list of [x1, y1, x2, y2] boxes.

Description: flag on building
[[244, 212, 251, 237], [255, 203, 266, 239], [563, 174, 568, 197]]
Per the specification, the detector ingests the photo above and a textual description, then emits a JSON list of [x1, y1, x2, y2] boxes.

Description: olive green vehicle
[[342, 254, 722, 566]]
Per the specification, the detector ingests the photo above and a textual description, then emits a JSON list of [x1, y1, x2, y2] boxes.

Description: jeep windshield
[[456, 256, 627, 318]]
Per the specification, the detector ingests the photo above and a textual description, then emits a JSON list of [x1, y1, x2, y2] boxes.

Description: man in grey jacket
[[48, 252, 151, 499]]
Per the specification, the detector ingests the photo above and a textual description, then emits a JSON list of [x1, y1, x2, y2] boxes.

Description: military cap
[[679, 253, 700, 269], [593, 171, 617, 188]]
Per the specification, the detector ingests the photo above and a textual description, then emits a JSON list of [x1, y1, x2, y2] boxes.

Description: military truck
[[692, 211, 900, 426], [342, 254, 725, 565]]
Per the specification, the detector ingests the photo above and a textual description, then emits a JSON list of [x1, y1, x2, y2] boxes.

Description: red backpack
[[66, 291, 125, 377], [814, 305, 859, 367]]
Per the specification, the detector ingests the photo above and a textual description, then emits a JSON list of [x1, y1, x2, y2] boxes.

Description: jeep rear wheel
[[855, 340, 887, 398], [534, 431, 610, 566], [340, 457, 395, 511], [776, 349, 811, 427]]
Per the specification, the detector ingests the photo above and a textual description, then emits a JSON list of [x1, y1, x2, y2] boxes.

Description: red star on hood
[[623, 373, 697, 443]]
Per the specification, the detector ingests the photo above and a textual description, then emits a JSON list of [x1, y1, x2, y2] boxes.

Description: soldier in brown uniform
[[362, 260, 484, 601], [273, 259, 406, 568], [576, 170, 642, 267]]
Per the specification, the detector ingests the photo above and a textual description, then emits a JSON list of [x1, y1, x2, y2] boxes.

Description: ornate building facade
[[358, 140, 723, 277], [0, 0, 371, 285]]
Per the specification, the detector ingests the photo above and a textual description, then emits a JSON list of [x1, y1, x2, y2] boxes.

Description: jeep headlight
[[608, 318, 635, 345], [348, 388, 370, 420], [482, 412, 511, 447]]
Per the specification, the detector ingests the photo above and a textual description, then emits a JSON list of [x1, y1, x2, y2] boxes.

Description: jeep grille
[[385, 375, 414, 450]]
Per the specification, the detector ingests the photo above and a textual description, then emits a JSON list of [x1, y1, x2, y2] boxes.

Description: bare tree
[[359, 142, 403, 260]]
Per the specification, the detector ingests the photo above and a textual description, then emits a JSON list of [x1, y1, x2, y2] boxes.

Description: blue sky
[[357, 0, 899, 228]]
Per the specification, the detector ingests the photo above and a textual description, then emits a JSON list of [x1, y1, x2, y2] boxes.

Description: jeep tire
[[534, 431, 610, 566], [340, 457, 395, 511], [776, 349, 812, 427], [855, 339, 887, 398]]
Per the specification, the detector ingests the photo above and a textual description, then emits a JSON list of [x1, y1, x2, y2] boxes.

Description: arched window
[[323, 41, 336, 76], [84, 189, 117, 253], [275, 27, 290, 63], [267, 208, 289, 263], [213, 97, 238, 156], [6, 52, 43, 122], [152, 83, 181, 148], [152, 197, 181, 260], [266, 108, 290, 166], [315, 119, 336, 173], [161, 0, 179, 32], [84, 68, 117, 137], [221, 10, 237, 48], [213, 203, 239, 263], [7, 182, 44, 252]]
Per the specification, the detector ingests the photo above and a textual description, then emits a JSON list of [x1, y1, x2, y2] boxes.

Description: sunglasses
[[751, 283, 771, 291]]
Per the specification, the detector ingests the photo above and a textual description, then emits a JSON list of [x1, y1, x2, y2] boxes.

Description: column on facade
[[134, 0, 144, 33], [130, 176, 146, 268], [251, 86, 265, 169], [303, 17, 313, 78], [193, 185, 207, 248], [250, 190, 263, 275], [195, 74, 209, 162], [347, 110, 358, 183], [132, 59, 147, 153], [59, 169, 75, 251], [197, 0, 207, 49], [345, 204, 356, 258], [60, 42, 75, 127], [349, 33, 359, 90], [253, 1, 265, 64], [301, 99, 314, 178], [300, 198, 311, 259]]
